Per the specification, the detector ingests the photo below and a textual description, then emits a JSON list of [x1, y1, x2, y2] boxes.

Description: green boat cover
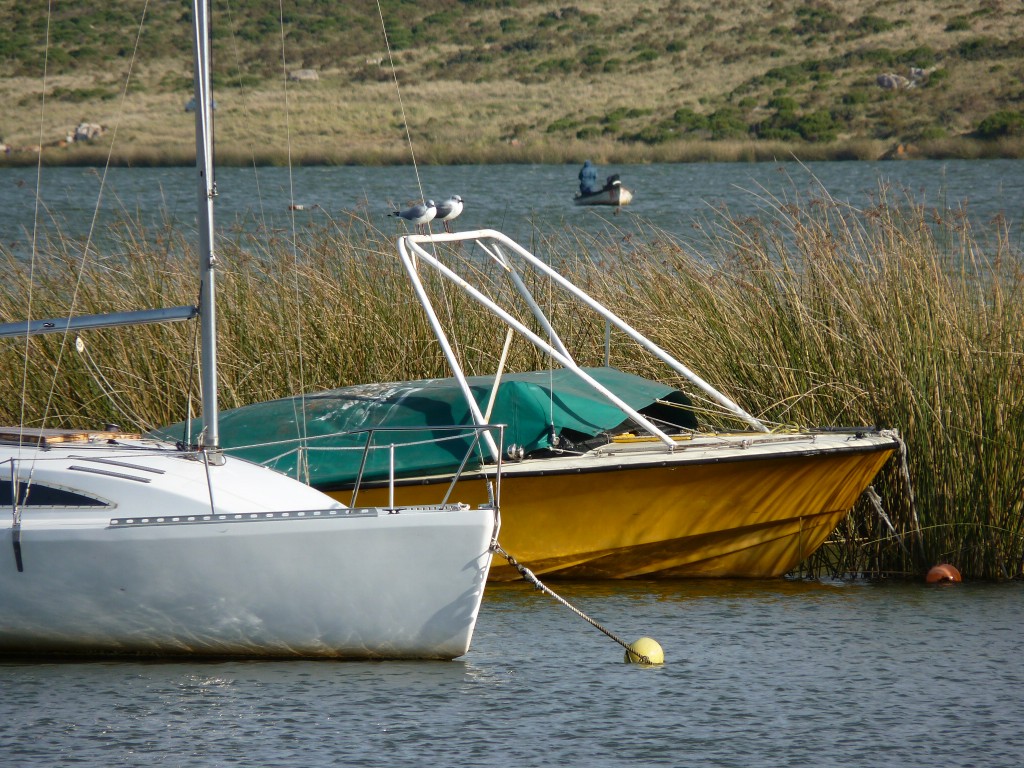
[[155, 367, 697, 490]]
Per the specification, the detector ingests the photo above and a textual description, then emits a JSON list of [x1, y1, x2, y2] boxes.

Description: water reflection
[[2, 580, 1023, 766]]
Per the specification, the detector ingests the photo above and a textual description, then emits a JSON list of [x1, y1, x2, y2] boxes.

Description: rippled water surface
[[2, 159, 1022, 251], [2, 579, 1022, 767]]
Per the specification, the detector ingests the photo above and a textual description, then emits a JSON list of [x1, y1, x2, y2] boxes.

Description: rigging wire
[[203, 0, 309, 472], [375, 0, 465, 375], [275, 0, 312, 481], [201, 0, 312, 475], [12, 0, 56, 513], [73, 336, 152, 431], [221, 0, 268, 226], [37, 0, 152, 437], [374, 0, 425, 204], [19, 0, 151, 473], [20, 0, 54, 447]]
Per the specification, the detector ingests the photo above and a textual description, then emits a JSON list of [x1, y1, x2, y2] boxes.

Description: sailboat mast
[[191, 0, 219, 449]]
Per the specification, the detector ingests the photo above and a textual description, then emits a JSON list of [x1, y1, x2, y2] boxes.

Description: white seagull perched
[[435, 195, 464, 233], [390, 200, 436, 234]]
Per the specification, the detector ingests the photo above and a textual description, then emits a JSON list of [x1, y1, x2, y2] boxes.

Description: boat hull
[[0, 438, 495, 659], [573, 185, 633, 207], [0, 511, 493, 658], [326, 432, 895, 580]]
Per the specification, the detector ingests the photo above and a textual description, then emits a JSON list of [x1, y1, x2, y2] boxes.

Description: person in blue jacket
[[578, 160, 599, 195]]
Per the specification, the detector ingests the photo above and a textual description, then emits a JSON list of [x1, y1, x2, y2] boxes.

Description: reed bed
[[7, 135, 1024, 168], [569, 187, 1024, 581], [2, 188, 1021, 579]]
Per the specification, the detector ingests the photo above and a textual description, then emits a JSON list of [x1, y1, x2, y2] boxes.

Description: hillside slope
[[1, 0, 1022, 164]]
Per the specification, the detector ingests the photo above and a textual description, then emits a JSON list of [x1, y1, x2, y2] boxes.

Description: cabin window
[[0, 479, 110, 508]]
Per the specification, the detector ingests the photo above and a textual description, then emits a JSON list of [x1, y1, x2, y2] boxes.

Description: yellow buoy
[[624, 637, 665, 665]]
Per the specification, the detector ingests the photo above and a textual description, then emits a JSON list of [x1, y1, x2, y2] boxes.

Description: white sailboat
[[0, 0, 499, 659]]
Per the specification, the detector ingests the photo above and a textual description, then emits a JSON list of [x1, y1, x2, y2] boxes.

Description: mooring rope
[[491, 543, 652, 664], [865, 485, 914, 561], [880, 428, 923, 557]]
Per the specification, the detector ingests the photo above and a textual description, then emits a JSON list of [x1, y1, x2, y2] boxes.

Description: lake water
[[3, 159, 1023, 254], [2, 578, 1022, 767]]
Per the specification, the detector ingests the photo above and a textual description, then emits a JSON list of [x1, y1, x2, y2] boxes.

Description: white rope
[[73, 336, 151, 431], [881, 428, 923, 555]]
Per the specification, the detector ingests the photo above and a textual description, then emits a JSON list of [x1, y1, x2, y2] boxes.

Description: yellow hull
[[326, 437, 895, 580]]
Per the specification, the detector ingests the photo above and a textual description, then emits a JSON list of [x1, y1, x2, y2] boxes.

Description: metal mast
[[191, 0, 219, 449]]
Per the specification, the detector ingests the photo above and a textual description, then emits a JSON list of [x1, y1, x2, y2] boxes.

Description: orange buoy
[[926, 564, 962, 583]]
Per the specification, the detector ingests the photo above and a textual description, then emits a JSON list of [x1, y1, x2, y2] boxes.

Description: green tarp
[[155, 367, 696, 490]]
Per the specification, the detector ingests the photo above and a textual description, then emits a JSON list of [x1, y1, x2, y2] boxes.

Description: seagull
[[435, 195, 464, 233], [390, 200, 436, 234]]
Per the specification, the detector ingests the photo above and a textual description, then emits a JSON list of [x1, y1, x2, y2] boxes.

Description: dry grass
[[2, 0, 1023, 164]]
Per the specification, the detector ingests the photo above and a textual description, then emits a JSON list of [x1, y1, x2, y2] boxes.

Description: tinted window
[[0, 479, 109, 508]]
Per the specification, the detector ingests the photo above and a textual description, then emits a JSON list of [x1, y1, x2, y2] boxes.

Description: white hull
[[573, 184, 632, 207], [0, 436, 495, 658]]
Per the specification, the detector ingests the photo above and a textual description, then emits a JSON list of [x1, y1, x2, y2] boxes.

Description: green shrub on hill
[[977, 110, 1024, 138]]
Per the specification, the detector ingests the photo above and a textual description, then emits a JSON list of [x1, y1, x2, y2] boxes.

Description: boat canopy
[[157, 367, 697, 488]]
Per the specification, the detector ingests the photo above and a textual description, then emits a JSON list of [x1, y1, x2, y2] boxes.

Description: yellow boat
[[388, 229, 897, 579], [326, 428, 895, 580], [174, 229, 897, 580]]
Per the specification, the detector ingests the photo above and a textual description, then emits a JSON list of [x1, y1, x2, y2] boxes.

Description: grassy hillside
[[1, 0, 1023, 165]]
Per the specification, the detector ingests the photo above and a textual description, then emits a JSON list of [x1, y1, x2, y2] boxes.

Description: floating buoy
[[491, 544, 661, 665], [926, 564, 962, 583], [624, 637, 665, 666]]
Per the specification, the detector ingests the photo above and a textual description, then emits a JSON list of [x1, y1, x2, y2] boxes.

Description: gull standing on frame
[[435, 195, 464, 233], [391, 200, 437, 234]]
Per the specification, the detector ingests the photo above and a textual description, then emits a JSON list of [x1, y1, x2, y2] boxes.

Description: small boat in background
[[573, 174, 633, 207], [574, 160, 633, 207]]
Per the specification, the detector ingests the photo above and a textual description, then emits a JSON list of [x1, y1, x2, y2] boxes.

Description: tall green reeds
[[573, 185, 1024, 580], [2, 188, 1021, 579]]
